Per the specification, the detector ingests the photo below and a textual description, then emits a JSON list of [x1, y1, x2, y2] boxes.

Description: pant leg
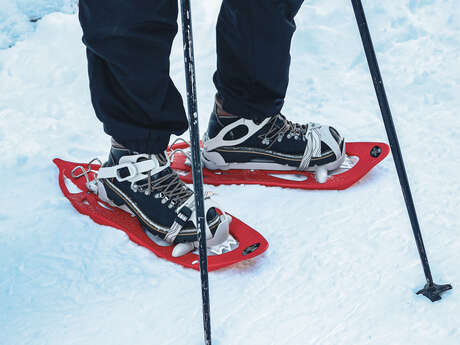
[[79, 0, 187, 154], [214, 0, 304, 122]]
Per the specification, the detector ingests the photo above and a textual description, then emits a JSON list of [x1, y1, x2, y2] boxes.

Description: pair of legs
[[78, 0, 344, 252], [78, 0, 304, 154]]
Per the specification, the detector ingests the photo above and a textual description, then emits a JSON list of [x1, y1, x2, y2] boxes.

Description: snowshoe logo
[[242, 243, 261, 256]]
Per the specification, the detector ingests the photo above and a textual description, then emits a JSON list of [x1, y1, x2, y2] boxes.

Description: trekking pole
[[179, 0, 212, 343], [350, 0, 452, 302]]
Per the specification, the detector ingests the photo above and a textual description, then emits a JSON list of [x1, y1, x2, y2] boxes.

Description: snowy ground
[[1, 1, 459, 345]]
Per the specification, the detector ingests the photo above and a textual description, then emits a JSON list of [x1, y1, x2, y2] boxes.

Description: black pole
[[179, 0, 212, 343], [350, 0, 452, 302]]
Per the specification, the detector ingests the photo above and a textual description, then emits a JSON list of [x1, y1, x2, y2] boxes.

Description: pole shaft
[[350, 0, 433, 284], [179, 0, 212, 343]]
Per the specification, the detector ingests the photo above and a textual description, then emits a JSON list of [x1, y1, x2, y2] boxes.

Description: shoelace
[[134, 154, 193, 209], [259, 114, 310, 146]]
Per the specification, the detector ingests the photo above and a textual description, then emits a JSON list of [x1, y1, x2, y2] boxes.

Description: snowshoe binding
[[86, 141, 233, 257], [168, 97, 389, 190], [202, 96, 346, 175], [53, 141, 268, 270]]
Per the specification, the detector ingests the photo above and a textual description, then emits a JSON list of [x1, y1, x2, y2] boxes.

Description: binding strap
[[298, 124, 342, 171], [165, 205, 193, 243], [204, 117, 271, 151], [96, 153, 170, 187]]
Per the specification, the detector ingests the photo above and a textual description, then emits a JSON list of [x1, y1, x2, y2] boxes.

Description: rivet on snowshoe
[[370, 145, 382, 158]]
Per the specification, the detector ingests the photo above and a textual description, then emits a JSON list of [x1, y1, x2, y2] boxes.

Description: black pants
[[79, 0, 303, 153]]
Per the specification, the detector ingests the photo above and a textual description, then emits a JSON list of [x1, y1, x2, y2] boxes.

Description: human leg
[[79, 0, 187, 154], [205, 0, 345, 172], [78, 0, 229, 251], [213, 0, 304, 121]]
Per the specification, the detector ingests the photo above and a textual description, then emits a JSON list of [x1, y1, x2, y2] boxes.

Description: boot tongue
[[273, 114, 286, 127], [109, 146, 133, 165], [150, 153, 174, 180], [155, 152, 168, 166], [139, 153, 193, 203], [264, 114, 286, 131]]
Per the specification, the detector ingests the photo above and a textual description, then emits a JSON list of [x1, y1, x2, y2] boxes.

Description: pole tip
[[416, 282, 453, 302]]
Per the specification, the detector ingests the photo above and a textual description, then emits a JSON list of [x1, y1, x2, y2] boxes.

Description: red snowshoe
[[54, 158, 268, 271], [168, 141, 389, 190]]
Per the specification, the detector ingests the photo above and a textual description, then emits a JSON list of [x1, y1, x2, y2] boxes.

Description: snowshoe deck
[[169, 142, 389, 190], [53, 158, 268, 271]]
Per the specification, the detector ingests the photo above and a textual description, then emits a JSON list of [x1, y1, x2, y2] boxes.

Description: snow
[[0, 0, 77, 49], [1, 1, 459, 345]]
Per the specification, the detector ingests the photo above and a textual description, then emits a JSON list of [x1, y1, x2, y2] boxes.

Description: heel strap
[[204, 117, 271, 151], [97, 153, 170, 185]]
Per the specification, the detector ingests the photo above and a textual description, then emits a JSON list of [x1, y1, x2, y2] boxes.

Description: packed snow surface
[[0, 0, 76, 49], [1, 1, 459, 344]]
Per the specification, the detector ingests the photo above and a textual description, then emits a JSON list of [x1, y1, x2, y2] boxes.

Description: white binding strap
[[204, 117, 271, 151], [166, 195, 231, 246], [299, 124, 321, 170], [164, 195, 196, 243], [96, 153, 169, 184], [318, 126, 342, 159], [299, 124, 342, 171]]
